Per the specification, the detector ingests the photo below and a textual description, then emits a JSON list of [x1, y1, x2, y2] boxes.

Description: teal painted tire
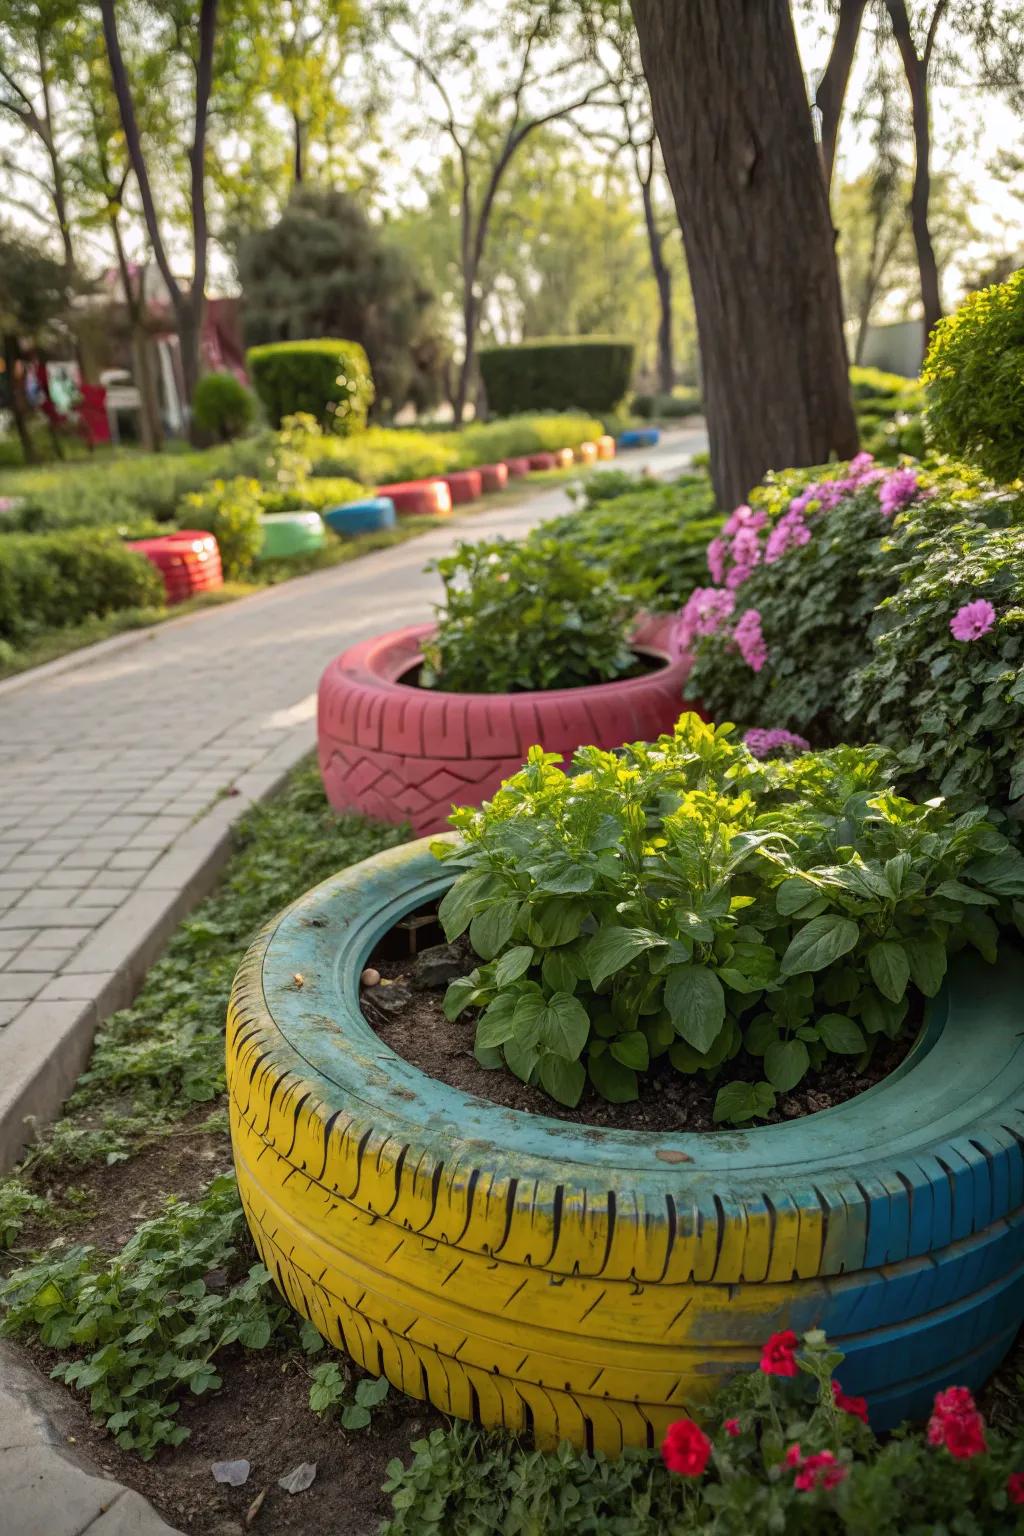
[[227, 839, 1024, 1447], [322, 498, 396, 537], [257, 510, 327, 561]]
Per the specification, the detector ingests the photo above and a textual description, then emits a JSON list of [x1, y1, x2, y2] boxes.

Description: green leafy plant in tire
[[435, 714, 1024, 1122], [421, 537, 638, 693]]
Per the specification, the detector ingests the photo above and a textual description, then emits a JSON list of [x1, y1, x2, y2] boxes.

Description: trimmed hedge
[[305, 414, 603, 485], [923, 269, 1024, 481], [0, 529, 165, 644], [246, 339, 374, 434], [192, 372, 257, 441], [478, 338, 634, 415]]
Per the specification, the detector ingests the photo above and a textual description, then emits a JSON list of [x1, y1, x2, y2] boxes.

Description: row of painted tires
[[228, 839, 1024, 1453]]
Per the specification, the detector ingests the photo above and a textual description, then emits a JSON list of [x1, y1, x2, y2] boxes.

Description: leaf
[[780, 915, 859, 976], [584, 926, 667, 989], [355, 1376, 391, 1408], [966, 849, 1024, 896], [213, 1460, 251, 1487], [905, 934, 947, 997], [712, 1081, 776, 1125], [538, 1054, 586, 1106], [469, 899, 520, 961], [818, 1014, 865, 1053], [493, 945, 534, 985], [537, 993, 590, 1060], [610, 1032, 649, 1071], [524, 898, 585, 948], [278, 1462, 317, 1494], [743, 1015, 780, 1056], [438, 870, 501, 940], [503, 1036, 539, 1083], [510, 992, 547, 1050], [442, 973, 484, 1021], [530, 858, 595, 894], [933, 879, 996, 907], [663, 966, 725, 1052], [867, 941, 910, 1003], [475, 994, 519, 1049], [588, 1050, 639, 1103], [776, 877, 821, 915], [763, 1038, 810, 1092], [541, 948, 580, 994]]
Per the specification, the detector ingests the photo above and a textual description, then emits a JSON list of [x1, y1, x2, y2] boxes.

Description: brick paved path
[[0, 429, 705, 1163]]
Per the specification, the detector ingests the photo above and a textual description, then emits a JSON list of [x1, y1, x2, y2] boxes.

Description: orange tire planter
[[554, 447, 575, 468], [596, 435, 616, 460], [478, 463, 509, 493], [376, 480, 453, 517], [443, 470, 483, 505], [125, 529, 223, 605], [317, 616, 699, 836], [503, 457, 531, 478], [576, 441, 598, 464], [528, 452, 557, 471]]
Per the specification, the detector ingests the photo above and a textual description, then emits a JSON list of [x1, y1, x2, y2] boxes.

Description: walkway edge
[[0, 1341, 184, 1535], [0, 719, 316, 1173]]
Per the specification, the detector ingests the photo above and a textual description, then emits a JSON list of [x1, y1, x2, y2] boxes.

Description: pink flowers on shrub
[[661, 1418, 712, 1476], [733, 608, 767, 672], [949, 598, 997, 641], [878, 466, 920, 518], [765, 507, 812, 564], [706, 536, 726, 584], [744, 727, 809, 758], [672, 587, 735, 652], [927, 1387, 987, 1460], [727, 524, 761, 588]]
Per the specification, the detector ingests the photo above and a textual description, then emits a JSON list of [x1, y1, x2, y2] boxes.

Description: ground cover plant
[[0, 527, 165, 651], [435, 714, 1024, 1121], [421, 537, 638, 693]]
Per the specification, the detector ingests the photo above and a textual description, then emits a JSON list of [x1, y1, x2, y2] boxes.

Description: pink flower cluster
[[733, 608, 767, 672], [707, 503, 768, 589], [878, 467, 921, 518], [765, 507, 812, 564], [744, 727, 810, 759], [672, 587, 736, 653], [927, 1387, 987, 1459], [950, 598, 996, 642]]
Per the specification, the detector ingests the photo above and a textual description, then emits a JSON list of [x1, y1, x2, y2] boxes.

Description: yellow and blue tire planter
[[227, 839, 1024, 1454]]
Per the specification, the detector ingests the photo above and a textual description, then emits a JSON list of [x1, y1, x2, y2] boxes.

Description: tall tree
[[252, 0, 359, 186], [631, 0, 858, 507], [99, 0, 219, 404], [384, 2, 611, 422], [812, 0, 869, 186]]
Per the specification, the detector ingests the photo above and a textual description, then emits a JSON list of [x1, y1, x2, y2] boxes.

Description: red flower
[[793, 1450, 847, 1492], [1007, 1473, 1024, 1506], [661, 1419, 712, 1477], [832, 1379, 869, 1424], [784, 1443, 804, 1468], [926, 1386, 987, 1460], [724, 1418, 741, 1438], [760, 1329, 799, 1377]]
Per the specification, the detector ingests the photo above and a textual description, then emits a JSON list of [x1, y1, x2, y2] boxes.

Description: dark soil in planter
[[364, 925, 917, 1134], [397, 644, 666, 694]]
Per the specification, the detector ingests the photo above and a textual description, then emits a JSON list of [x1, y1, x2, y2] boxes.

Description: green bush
[[381, 1330, 1024, 1536], [479, 338, 634, 415], [181, 477, 263, 580], [246, 338, 374, 435], [305, 414, 603, 485], [849, 366, 926, 465], [923, 270, 1024, 481], [191, 372, 257, 441], [422, 538, 637, 693], [436, 714, 1024, 1119], [631, 388, 703, 419], [0, 528, 165, 643], [260, 475, 364, 515], [544, 477, 722, 609], [567, 467, 653, 507], [455, 412, 603, 465]]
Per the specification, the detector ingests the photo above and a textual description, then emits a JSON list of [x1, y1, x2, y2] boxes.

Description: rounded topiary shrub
[[923, 269, 1024, 482], [191, 372, 256, 441], [478, 337, 634, 416], [246, 339, 374, 435]]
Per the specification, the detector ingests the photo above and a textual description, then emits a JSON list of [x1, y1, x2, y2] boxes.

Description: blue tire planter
[[227, 837, 1024, 1452], [618, 427, 661, 449], [322, 497, 397, 537]]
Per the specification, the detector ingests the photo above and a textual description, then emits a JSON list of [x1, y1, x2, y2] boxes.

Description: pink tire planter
[[528, 451, 557, 471], [503, 457, 531, 478], [596, 435, 616, 460], [376, 479, 453, 517], [478, 463, 509, 493], [317, 615, 700, 835], [443, 469, 483, 505]]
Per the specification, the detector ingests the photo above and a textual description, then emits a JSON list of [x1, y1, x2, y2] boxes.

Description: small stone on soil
[[410, 941, 470, 990]]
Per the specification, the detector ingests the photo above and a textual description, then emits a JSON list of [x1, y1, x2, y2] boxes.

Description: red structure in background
[[125, 530, 223, 605]]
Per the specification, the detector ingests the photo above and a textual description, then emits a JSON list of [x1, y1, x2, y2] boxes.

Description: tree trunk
[[632, 0, 858, 509], [177, 298, 201, 408], [3, 334, 34, 463], [816, 0, 867, 186], [454, 288, 477, 426], [886, 0, 944, 347], [293, 112, 304, 183], [640, 178, 674, 394]]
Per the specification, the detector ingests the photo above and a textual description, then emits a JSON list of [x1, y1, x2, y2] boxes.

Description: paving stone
[[0, 973, 46, 1001]]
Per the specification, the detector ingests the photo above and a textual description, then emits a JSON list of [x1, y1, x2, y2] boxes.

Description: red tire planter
[[596, 435, 616, 460], [503, 457, 531, 478], [375, 480, 453, 517], [528, 452, 557, 471], [125, 529, 223, 605], [575, 441, 598, 464], [443, 469, 483, 505], [478, 463, 509, 493], [317, 615, 699, 835]]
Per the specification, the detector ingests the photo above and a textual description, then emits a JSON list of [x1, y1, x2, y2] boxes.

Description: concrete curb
[[0, 1342, 183, 1535], [0, 718, 316, 1172]]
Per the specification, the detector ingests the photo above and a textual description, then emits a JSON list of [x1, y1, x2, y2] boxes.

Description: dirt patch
[[364, 930, 916, 1134], [12, 1336, 438, 1536]]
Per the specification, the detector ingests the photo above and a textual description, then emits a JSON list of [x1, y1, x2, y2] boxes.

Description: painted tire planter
[[596, 434, 616, 460], [619, 427, 661, 449], [575, 441, 598, 464], [503, 457, 531, 478], [553, 446, 575, 468], [125, 529, 223, 604], [443, 470, 483, 506], [527, 451, 557, 471], [227, 840, 1024, 1454], [478, 463, 509, 493], [322, 497, 396, 537], [257, 510, 326, 561], [317, 614, 694, 835], [376, 480, 453, 518]]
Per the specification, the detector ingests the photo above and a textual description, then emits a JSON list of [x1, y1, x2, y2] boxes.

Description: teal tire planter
[[619, 427, 661, 449], [322, 497, 397, 537], [256, 510, 327, 561], [228, 838, 1024, 1451]]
